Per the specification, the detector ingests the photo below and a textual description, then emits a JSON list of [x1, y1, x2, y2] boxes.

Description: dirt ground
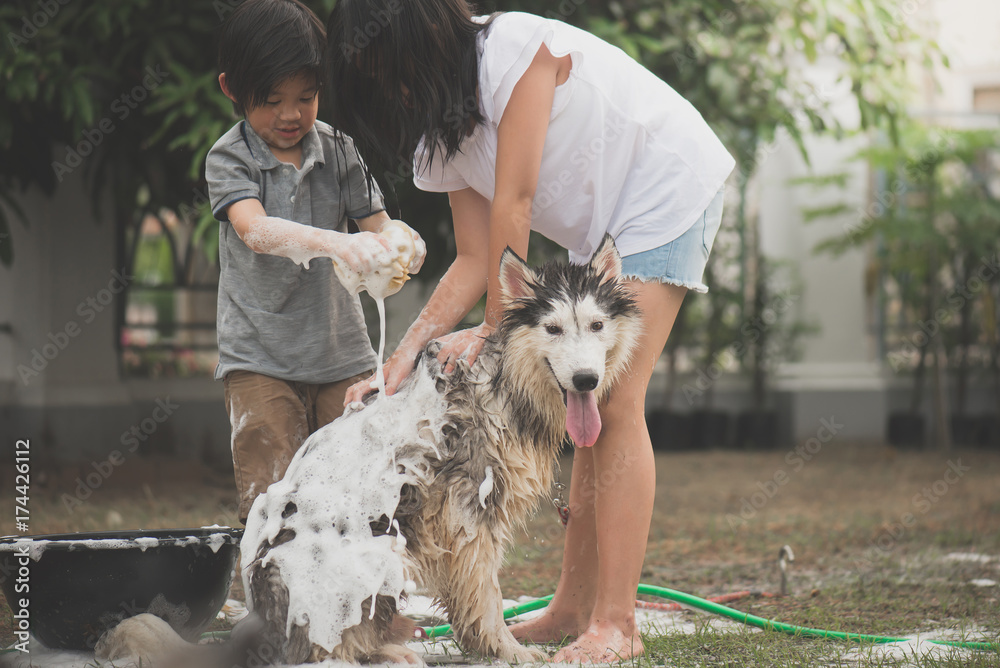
[[2, 442, 999, 653]]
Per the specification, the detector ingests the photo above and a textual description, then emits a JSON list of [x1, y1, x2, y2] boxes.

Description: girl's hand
[[343, 344, 422, 406], [434, 322, 495, 373]]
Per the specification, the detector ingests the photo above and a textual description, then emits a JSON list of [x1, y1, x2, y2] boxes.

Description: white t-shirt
[[413, 12, 735, 264]]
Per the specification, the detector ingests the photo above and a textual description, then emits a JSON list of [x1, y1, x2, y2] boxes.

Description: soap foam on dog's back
[[241, 366, 446, 653]]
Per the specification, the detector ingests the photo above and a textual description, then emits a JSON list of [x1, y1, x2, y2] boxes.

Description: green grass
[[639, 628, 1000, 668], [642, 625, 862, 667], [497, 445, 1000, 667]]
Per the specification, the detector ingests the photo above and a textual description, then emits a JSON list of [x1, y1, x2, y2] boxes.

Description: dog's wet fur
[[224, 237, 640, 665]]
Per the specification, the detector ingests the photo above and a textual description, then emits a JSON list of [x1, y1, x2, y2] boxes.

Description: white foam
[[348, 223, 417, 403], [242, 215, 324, 270], [241, 216, 417, 301], [133, 537, 159, 552], [843, 637, 976, 664], [374, 297, 388, 397], [205, 533, 228, 554], [218, 598, 249, 624], [332, 220, 418, 300], [229, 410, 254, 454], [0, 532, 237, 562], [478, 466, 494, 509], [241, 359, 449, 654], [943, 552, 995, 564]]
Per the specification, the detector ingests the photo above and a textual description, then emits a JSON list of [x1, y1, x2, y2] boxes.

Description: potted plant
[[985, 260, 1000, 449], [646, 298, 697, 451], [735, 255, 815, 450], [937, 133, 1000, 446], [679, 232, 743, 449]]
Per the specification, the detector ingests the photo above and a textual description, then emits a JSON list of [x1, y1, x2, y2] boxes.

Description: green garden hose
[[8, 585, 990, 657], [418, 584, 999, 652], [420, 595, 553, 639]]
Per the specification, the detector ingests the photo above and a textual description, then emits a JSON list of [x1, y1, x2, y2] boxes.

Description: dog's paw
[[369, 643, 424, 665], [500, 642, 549, 664]]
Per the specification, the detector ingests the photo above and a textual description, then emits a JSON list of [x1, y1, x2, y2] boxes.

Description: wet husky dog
[[240, 236, 641, 664]]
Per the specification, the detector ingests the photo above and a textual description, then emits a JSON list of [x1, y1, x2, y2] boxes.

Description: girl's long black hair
[[325, 0, 496, 183]]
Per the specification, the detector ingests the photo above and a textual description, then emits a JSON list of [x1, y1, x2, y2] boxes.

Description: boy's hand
[[324, 230, 392, 275], [329, 220, 427, 298]]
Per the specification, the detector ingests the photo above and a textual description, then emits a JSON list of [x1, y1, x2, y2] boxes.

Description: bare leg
[[510, 281, 686, 662], [509, 444, 599, 644]]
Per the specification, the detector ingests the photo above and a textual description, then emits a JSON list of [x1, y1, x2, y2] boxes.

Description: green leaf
[[801, 203, 853, 222], [71, 77, 95, 127], [788, 172, 852, 189]]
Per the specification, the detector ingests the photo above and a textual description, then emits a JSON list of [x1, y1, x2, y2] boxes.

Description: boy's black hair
[[325, 0, 497, 180], [218, 0, 326, 116]]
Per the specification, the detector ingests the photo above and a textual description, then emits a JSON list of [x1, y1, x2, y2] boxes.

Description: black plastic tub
[[0, 527, 242, 650]]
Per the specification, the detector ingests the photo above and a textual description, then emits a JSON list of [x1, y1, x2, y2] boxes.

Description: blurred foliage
[[487, 0, 940, 173], [0, 0, 945, 395], [0, 0, 939, 269], [484, 0, 940, 403], [0, 0, 333, 267], [798, 124, 1000, 410], [0, 0, 945, 393]]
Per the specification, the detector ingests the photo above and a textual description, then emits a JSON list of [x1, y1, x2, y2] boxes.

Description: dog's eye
[[545, 324, 562, 335], [590, 321, 604, 332]]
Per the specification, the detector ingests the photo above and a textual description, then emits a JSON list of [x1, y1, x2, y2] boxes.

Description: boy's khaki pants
[[223, 369, 371, 523]]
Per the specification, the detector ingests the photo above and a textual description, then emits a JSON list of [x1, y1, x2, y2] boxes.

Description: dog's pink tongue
[[566, 391, 602, 447]]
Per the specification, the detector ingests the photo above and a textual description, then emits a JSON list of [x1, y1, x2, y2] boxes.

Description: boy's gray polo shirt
[[206, 120, 384, 384]]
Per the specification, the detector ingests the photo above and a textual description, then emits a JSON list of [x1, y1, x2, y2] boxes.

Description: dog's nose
[[572, 372, 599, 392]]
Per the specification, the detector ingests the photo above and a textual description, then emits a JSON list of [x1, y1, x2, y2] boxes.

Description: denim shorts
[[620, 187, 725, 293]]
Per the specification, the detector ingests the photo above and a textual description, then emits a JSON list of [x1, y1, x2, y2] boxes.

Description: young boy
[[206, 0, 424, 522]]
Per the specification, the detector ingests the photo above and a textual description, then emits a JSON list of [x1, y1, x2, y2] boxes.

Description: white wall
[[0, 166, 231, 462], [0, 169, 123, 407], [923, 0, 1000, 116], [749, 0, 1000, 440]]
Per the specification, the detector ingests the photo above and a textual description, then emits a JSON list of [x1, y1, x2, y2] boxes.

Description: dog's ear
[[499, 246, 537, 305], [589, 234, 622, 284]]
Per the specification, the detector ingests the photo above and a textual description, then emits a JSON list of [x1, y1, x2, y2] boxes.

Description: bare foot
[[549, 622, 643, 664], [508, 611, 584, 645]]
